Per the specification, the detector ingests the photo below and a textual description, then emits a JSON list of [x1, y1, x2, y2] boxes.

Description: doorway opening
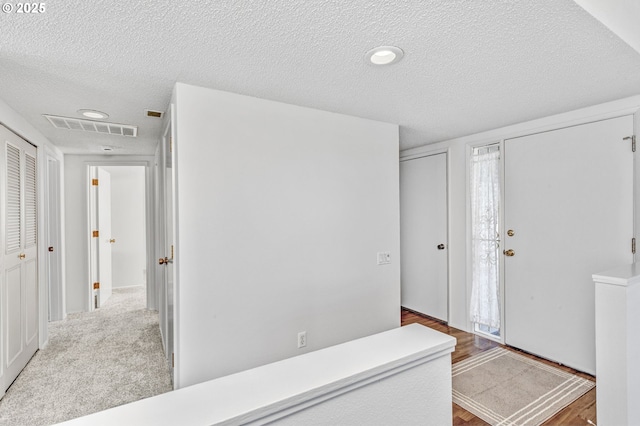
[[469, 143, 502, 340], [88, 165, 148, 310]]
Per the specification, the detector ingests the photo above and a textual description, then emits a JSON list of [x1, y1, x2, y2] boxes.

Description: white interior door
[[164, 123, 175, 381], [97, 167, 113, 306], [155, 143, 167, 356], [156, 117, 175, 382], [400, 153, 448, 321], [504, 115, 634, 374], [46, 157, 63, 321], [1, 125, 38, 393]]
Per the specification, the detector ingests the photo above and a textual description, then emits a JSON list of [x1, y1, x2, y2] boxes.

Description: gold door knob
[[109, 239, 116, 243], [503, 249, 515, 257], [507, 230, 515, 237], [159, 257, 165, 265], [18, 253, 26, 260]]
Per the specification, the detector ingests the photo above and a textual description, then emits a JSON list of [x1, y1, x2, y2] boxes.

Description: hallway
[[0, 287, 172, 425]]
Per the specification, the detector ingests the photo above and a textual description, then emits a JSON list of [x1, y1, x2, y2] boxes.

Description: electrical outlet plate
[[298, 331, 307, 348], [377, 251, 391, 265]]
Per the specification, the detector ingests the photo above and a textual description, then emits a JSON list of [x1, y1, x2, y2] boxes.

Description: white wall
[[64, 156, 154, 313], [400, 95, 640, 333], [172, 83, 400, 388], [101, 166, 146, 288]]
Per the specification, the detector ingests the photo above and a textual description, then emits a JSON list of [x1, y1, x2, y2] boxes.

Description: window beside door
[[469, 144, 501, 339]]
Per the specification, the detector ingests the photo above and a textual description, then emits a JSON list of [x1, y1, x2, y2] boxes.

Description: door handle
[[503, 249, 515, 257], [48, 246, 54, 252], [109, 239, 116, 244], [437, 244, 446, 250], [159, 257, 169, 265], [18, 253, 26, 260]]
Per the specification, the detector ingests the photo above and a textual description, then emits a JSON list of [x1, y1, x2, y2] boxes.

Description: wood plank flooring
[[401, 309, 597, 426]]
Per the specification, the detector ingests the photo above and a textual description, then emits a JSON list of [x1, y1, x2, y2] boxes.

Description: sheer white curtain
[[470, 146, 501, 329]]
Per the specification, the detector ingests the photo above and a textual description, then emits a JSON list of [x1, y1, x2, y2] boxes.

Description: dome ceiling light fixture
[[77, 109, 109, 120], [365, 46, 404, 66]]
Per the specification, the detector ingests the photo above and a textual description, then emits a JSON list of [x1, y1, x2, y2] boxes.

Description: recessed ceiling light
[[78, 109, 109, 120], [365, 46, 404, 66]]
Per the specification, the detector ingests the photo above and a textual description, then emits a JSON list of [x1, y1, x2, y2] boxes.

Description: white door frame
[[83, 160, 155, 312]]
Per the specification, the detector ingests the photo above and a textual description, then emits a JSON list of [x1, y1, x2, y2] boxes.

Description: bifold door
[[1, 125, 38, 392]]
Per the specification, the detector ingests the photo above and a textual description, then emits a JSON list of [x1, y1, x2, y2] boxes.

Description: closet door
[[400, 153, 448, 321], [504, 116, 633, 374], [1, 125, 38, 392]]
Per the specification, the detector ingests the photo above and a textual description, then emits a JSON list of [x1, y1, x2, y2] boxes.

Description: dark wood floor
[[401, 309, 597, 426]]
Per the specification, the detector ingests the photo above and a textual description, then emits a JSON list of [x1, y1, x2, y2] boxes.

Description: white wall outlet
[[377, 251, 391, 265], [298, 331, 307, 348]]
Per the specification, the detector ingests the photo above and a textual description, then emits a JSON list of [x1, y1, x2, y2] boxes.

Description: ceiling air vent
[[145, 109, 164, 118], [43, 114, 137, 137]]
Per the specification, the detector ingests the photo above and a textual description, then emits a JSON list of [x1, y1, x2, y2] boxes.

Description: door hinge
[[92, 230, 99, 238], [624, 135, 636, 152], [91, 178, 99, 186], [633, 237, 636, 254], [93, 282, 100, 290], [171, 244, 174, 260], [172, 352, 175, 368]]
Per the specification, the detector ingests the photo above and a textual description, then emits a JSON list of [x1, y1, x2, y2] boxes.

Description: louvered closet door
[[1, 125, 38, 393]]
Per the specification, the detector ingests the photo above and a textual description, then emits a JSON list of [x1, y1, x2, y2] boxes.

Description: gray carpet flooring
[[0, 286, 172, 425]]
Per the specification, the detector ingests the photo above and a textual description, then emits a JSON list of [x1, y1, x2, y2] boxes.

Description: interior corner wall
[[173, 83, 400, 388], [63, 155, 154, 313]]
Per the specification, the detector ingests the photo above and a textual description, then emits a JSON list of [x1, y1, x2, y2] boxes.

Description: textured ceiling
[[1, 0, 640, 155]]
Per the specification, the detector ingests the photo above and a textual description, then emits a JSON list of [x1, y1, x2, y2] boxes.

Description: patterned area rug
[[452, 347, 595, 426]]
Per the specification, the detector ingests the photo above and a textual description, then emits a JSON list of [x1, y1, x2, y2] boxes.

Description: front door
[[504, 115, 634, 374]]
